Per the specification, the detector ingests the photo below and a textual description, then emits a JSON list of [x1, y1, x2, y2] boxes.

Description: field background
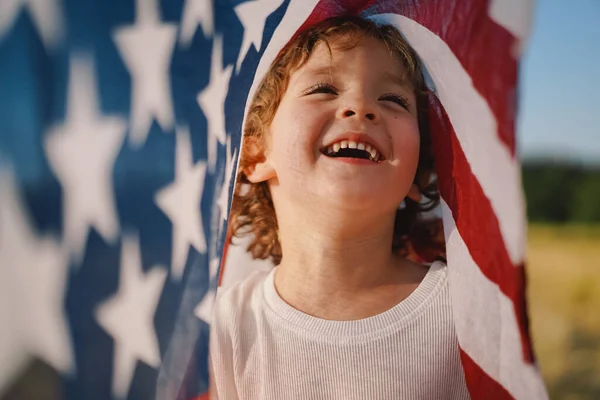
[[527, 224, 600, 399]]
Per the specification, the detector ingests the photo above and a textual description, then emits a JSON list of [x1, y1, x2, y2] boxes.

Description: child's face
[[253, 36, 421, 215]]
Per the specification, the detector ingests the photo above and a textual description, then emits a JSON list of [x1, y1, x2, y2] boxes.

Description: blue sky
[[518, 0, 600, 164]]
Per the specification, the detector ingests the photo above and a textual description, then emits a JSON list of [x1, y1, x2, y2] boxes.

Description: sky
[[517, 0, 600, 164]]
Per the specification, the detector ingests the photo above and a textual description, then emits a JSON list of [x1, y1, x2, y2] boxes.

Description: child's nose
[[342, 109, 376, 121], [338, 100, 379, 123]]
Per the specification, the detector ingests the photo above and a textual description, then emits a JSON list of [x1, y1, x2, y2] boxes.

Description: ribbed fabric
[[209, 261, 471, 399]]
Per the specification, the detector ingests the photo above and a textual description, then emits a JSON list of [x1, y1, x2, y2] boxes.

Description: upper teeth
[[326, 140, 381, 161]]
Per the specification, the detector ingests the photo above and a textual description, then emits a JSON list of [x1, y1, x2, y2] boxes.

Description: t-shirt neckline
[[262, 260, 447, 340]]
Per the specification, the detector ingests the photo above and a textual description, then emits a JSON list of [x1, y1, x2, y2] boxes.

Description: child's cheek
[[271, 114, 311, 173], [391, 118, 420, 152], [389, 121, 421, 178], [287, 106, 322, 154]]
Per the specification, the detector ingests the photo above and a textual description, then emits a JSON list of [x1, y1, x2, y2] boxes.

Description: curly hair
[[229, 16, 444, 266]]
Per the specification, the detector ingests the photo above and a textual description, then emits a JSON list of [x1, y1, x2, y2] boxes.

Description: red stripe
[[294, 0, 518, 155], [428, 93, 535, 364], [218, 234, 231, 287], [297, 0, 378, 35], [460, 347, 515, 400]]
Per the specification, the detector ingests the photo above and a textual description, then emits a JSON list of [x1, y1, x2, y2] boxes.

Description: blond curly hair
[[229, 16, 443, 266]]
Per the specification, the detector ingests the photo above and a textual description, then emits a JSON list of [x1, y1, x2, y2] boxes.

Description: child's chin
[[322, 184, 395, 210]]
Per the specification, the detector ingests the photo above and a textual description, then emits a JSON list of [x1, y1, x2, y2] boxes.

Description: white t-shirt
[[209, 261, 470, 400]]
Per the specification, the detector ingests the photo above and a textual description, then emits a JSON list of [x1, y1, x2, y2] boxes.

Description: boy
[[210, 16, 470, 399]]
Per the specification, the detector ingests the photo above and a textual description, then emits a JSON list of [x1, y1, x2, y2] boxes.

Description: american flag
[[0, 0, 548, 399]]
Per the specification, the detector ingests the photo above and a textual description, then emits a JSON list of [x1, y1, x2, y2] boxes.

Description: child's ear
[[243, 137, 277, 183], [406, 183, 422, 202], [245, 160, 276, 183], [407, 170, 432, 202]]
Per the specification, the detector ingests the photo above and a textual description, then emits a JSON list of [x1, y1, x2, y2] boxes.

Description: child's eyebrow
[[381, 71, 412, 90], [296, 65, 335, 82]]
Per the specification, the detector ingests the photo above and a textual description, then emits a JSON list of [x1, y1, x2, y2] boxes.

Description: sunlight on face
[[266, 36, 421, 216]]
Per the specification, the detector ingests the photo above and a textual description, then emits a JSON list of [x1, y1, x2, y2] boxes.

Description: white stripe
[[441, 200, 548, 400], [488, 0, 536, 56], [368, 14, 527, 265]]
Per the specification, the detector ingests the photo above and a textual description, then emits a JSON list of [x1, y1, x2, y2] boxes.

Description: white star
[[113, 0, 177, 148], [197, 34, 233, 171], [44, 54, 126, 265], [179, 0, 213, 47], [155, 125, 207, 281], [0, 0, 63, 48], [209, 256, 220, 282], [95, 233, 167, 399], [0, 167, 73, 395], [233, 0, 285, 72], [217, 135, 237, 234], [194, 286, 216, 325]]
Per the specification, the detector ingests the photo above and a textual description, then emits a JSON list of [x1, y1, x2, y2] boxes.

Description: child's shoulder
[[212, 269, 272, 327], [216, 269, 270, 304]]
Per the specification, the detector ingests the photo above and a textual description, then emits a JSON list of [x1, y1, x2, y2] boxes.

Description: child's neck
[[273, 209, 428, 321]]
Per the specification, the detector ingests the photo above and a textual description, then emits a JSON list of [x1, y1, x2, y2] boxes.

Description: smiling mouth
[[320, 139, 384, 162]]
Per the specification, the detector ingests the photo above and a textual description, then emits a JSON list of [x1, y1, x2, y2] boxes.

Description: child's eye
[[380, 93, 410, 111], [303, 82, 337, 95]]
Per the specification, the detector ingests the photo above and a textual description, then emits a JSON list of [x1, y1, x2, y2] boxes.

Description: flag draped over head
[[0, 0, 547, 399]]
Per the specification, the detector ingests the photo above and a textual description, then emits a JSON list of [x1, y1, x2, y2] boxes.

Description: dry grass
[[527, 224, 600, 399]]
